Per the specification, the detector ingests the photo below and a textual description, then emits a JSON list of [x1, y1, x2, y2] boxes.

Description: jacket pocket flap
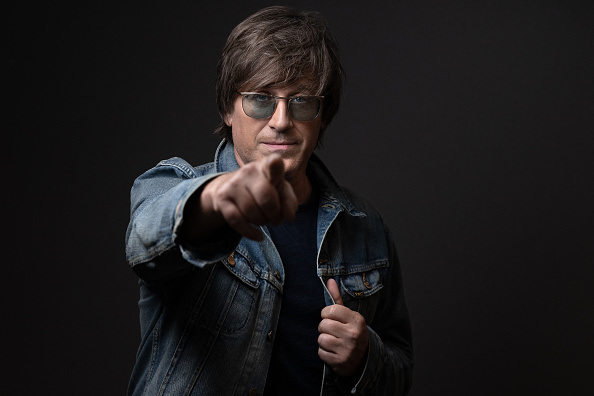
[[340, 266, 386, 298], [221, 250, 260, 288]]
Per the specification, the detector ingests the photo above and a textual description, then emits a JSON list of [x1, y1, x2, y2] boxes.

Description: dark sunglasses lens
[[290, 97, 320, 121], [242, 94, 275, 118]]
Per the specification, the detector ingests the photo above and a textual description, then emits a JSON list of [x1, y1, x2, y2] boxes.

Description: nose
[[267, 98, 292, 131]]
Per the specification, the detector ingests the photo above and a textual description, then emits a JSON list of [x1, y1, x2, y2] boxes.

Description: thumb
[[264, 154, 285, 186], [326, 278, 344, 306]]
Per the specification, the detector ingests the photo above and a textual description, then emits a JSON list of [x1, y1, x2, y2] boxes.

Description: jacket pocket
[[336, 262, 388, 322], [193, 250, 260, 335]]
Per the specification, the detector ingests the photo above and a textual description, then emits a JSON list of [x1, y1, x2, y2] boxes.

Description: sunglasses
[[239, 92, 324, 121]]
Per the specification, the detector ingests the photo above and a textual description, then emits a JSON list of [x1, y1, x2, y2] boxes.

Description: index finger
[[263, 154, 285, 186]]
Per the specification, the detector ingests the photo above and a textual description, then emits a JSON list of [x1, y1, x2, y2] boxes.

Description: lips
[[261, 140, 295, 145], [261, 141, 296, 150]]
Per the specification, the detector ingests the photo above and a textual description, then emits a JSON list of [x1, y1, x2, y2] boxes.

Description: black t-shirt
[[263, 194, 326, 396]]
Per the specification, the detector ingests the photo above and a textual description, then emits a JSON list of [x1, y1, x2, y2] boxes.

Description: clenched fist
[[318, 278, 370, 377]]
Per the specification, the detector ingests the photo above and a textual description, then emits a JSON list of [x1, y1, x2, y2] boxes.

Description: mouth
[[261, 141, 297, 151]]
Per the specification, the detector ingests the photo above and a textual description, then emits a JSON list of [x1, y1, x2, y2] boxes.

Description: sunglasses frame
[[238, 92, 324, 121]]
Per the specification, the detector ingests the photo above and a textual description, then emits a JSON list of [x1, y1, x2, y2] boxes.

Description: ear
[[224, 112, 233, 127]]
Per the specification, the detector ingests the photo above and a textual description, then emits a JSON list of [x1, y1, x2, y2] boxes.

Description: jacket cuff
[[172, 174, 241, 267], [178, 227, 241, 266], [336, 326, 384, 395]]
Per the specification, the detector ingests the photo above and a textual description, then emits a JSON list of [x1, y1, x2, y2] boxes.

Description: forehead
[[244, 78, 320, 95]]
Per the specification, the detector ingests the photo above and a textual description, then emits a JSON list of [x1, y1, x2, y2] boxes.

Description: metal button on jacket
[[227, 252, 236, 267]]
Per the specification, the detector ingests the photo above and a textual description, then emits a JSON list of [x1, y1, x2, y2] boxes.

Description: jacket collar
[[214, 139, 241, 173], [213, 139, 365, 218]]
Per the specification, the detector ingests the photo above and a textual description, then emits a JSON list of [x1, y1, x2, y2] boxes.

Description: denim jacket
[[126, 140, 413, 396]]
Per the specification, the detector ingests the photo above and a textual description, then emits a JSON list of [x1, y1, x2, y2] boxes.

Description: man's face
[[225, 82, 323, 187]]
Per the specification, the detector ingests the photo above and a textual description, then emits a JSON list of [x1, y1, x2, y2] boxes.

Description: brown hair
[[215, 6, 344, 143]]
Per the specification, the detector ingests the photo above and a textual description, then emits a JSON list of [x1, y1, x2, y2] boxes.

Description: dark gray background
[[6, 1, 594, 395]]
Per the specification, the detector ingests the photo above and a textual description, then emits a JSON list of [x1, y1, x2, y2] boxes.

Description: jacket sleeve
[[338, 225, 414, 396], [125, 158, 241, 283]]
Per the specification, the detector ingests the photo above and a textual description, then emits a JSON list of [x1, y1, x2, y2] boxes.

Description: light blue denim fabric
[[125, 140, 413, 396]]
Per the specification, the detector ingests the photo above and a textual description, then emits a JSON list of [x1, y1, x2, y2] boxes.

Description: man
[[126, 6, 413, 396]]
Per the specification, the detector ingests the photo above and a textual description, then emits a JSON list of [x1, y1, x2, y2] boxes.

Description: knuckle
[[352, 311, 366, 325], [223, 209, 243, 228], [233, 165, 258, 184], [214, 181, 237, 202], [258, 193, 278, 211], [347, 328, 359, 342], [329, 305, 341, 316]]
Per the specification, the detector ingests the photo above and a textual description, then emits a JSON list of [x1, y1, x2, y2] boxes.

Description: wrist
[[180, 175, 227, 244]]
